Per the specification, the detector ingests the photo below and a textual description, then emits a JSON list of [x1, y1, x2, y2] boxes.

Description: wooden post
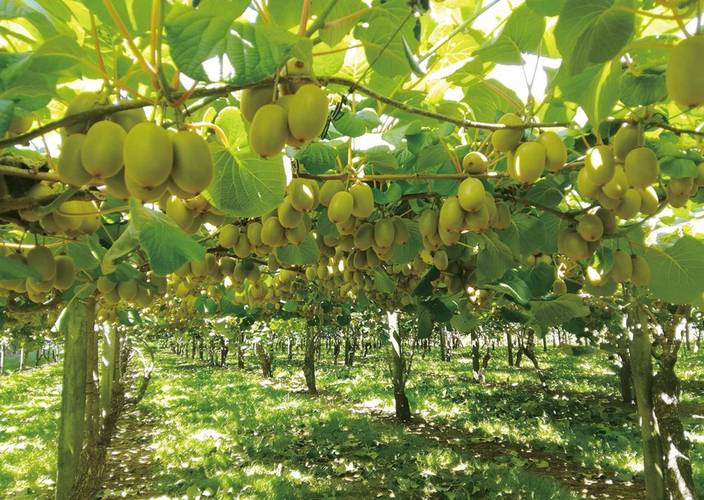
[[55, 299, 90, 500], [99, 321, 117, 421]]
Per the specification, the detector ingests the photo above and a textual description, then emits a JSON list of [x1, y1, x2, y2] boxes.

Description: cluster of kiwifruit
[[57, 92, 214, 203], [490, 113, 568, 183], [667, 35, 704, 108], [0, 246, 76, 303], [242, 58, 329, 157], [17, 182, 101, 236], [217, 182, 318, 259], [96, 271, 166, 308], [159, 193, 224, 234]]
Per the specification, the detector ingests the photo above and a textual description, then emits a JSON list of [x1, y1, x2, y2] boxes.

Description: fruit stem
[[298, 0, 311, 37]]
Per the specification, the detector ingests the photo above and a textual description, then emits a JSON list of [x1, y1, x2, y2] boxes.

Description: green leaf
[[165, 0, 250, 81], [214, 106, 247, 150], [319, 0, 367, 46], [101, 224, 139, 275], [0, 254, 38, 280], [355, 16, 411, 78], [203, 145, 286, 218], [620, 73, 667, 107], [391, 219, 422, 265], [530, 294, 590, 327], [275, 234, 320, 265], [476, 233, 514, 283], [129, 199, 206, 276], [296, 142, 340, 175], [660, 157, 698, 179], [555, 0, 635, 74], [450, 312, 478, 333], [224, 22, 304, 85], [78, 0, 134, 33], [475, 5, 545, 65], [333, 108, 379, 137], [462, 78, 523, 122], [527, 0, 566, 16], [645, 236, 704, 305], [0, 99, 13, 137], [371, 267, 395, 294], [417, 304, 433, 339], [558, 60, 621, 127]]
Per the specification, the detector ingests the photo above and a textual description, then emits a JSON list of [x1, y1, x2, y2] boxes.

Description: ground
[[1, 344, 703, 498]]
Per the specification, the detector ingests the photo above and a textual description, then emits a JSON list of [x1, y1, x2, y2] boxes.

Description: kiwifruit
[[576, 168, 601, 199], [285, 223, 307, 245], [287, 84, 329, 143], [277, 196, 303, 229], [576, 214, 603, 242], [57, 134, 94, 186], [624, 147, 659, 188], [491, 113, 523, 152], [585, 145, 615, 185], [439, 196, 464, 233], [170, 131, 213, 196], [165, 195, 196, 230], [602, 165, 628, 200], [463, 205, 490, 233], [668, 177, 694, 197], [457, 177, 486, 212], [666, 36, 704, 107], [123, 122, 173, 188], [96, 276, 116, 294], [354, 223, 374, 251], [611, 251, 633, 283], [558, 230, 590, 261], [288, 178, 317, 212], [261, 217, 285, 247], [319, 180, 345, 207], [247, 222, 263, 247], [117, 279, 138, 301], [613, 188, 642, 220], [433, 249, 448, 271], [492, 202, 512, 229], [392, 217, 409, 245], [81, 120, 126, 178], [8, 112, 33, 135], [512, 142, 546, 184], [104, 169, 130, 199], [631, 255, 651, 287], [112, 107, 146, 132], [595, 208, 617, 235], [134, 286, 153, 308], [373, 218, 395, 249], [349, 183, 374, 219], [26, 246, 56, 281], [63, 92, 103, 134], [217, 224, 238, 249], [462, 152, 488, 174], [613, 125, 641, 161], [595, 189, 621, 210], [419, 208, 438, 237], [125, 173, 169, 202], [249, 104, 288, 158], [639, 186, 660, 215], [328, 191, 354, 224], [537, 131, 567, 172], [240, 85, 275, 122]]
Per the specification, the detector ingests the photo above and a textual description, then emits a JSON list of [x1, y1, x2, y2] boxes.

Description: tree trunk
[[439, 327, 448, 361], [629, 310, 667, 500], [303, 329, 317, 394], [220, 336, 228, 367], [237, 330, 245, 369], [506, 331, 514, 367], [19, 345, 26, 371], [83, 302, 99, 455], [100, 322, 118, 422], [523, 332, 546, 387], [471, 331, 482, 382], [55, 299, 91, 500], [653, 313, 698, 499], [256, 341, 273, 378], [387, 311, 411, 422], [287, 337, 293, 362], [0, 343, 4, 375], [618, 350, 634, 405], [542, 335, 547, 352], [333, 337, 340, 365]]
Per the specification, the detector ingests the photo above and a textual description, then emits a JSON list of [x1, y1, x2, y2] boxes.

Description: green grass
[[0, 363, 62, 497], [134, 354, 575, 498], [2, 344, 704, 498]]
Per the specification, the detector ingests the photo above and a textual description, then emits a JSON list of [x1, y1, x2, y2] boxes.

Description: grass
[[1, 343, 703, 498], [0, 362, 62, 498]]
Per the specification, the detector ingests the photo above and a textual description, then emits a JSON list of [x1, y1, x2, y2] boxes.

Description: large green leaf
[[224, 22, 305, 85], [475, 5, 545, 65], [530, 294, 590, 327], [555, 0, 635, 74], [558, 60, 621, 127], [129, 199, 206, 276], [645, 236, 704, 305], [476, 233, 515, 283], [275, 234, 320, 265], [391, 219, 422, 265], [165, 0, 250, 81], [0, 99, 13, 137], [0, 254, 38, 280], [203, 145, 287, 218]]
